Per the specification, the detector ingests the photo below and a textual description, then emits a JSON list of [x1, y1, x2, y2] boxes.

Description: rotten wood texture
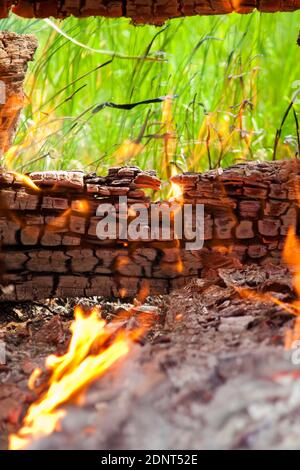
[[1, 159, 300, 301], [1, 0, 300, 25], [0, 31, 37, 156], [1, 266, 299, 450]]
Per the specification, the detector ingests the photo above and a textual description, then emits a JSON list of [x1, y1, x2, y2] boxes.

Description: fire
[[168, 166, 182, 200], [236, 227, 300, 348], [278, 228, 300, 346], [119, 287, 127, 298], [160, 94, 178, 183], [12, 172, 41, 192], [175, 258, 184, 273], [137, 281, 150, 303], [45, 208, 72, 231], [9, 306, 135, 450], [74, 200, 90, 213], [128, 207, 137, 218], [168, 181, 182, 200], [283, 228, 300, 300], [232, 0, 241, 10], [5, 109, 61, 169], [114, 140, 144, 165]]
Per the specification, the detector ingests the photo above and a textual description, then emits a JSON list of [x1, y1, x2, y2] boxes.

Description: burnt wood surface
[[0, 159, 299, 301], [2, 266, 299, 450], [1, 1, 300, 25], [0, 31, 37, 156]]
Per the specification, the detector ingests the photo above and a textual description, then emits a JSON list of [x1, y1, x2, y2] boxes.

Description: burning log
[[6, 265, 299, 450], [1, 0, 300, 25], [0, 159, 300, 301], [0, 31, 37, 157]]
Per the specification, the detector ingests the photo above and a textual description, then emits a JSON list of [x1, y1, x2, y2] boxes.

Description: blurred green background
[[1, 11, 300, 178]]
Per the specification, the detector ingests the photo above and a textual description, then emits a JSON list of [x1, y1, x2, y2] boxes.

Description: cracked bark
[[0, 31, 37, 157]]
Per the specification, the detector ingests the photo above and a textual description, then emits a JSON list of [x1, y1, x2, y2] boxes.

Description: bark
[[0, 31, 37, 157], [0, 159, 299, 301], [1, 1, 300, 25]]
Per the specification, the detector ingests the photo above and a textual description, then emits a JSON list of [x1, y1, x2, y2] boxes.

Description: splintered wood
[[0, 159, 299, 301], [0, 31, 37, 156], [1, 1, 300, 25]]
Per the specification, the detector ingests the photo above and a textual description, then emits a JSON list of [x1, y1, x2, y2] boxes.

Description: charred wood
[[0, 160, 300, 301], [1, 1, 300, 25]]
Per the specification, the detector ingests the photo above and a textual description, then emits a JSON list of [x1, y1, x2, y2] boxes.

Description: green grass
[[1, 11, 300, 178]]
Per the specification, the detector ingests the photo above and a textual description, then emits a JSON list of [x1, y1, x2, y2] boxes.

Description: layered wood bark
[[1, 1, 300, 25], [0, 159, 299, 301], [0, 32, 37, 156]]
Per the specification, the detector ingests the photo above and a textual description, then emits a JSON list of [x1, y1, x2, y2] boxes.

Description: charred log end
[[0, 31, 38, 154]]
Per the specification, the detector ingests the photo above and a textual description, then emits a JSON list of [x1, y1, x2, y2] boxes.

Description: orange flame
[[12, 172, 41, 192], [74, 200, 90, 214], [5, 109, 61, 169], [281, 228, 300, 346], [114, 140, 144, 165], [168, 181, 182, 200], [283, 228, 300, 299], [161, 94, 177, 181], [168, 166, 182, 200], [119, 288, 127, 298], [9, 306, 135, 450], [237, 227, 300, 349], [232, 0, 241, 10], [45, 208, 72, 231], [137, 281, 150, 303], [128, 207, 137, 218], [176, 258, 184, 273]]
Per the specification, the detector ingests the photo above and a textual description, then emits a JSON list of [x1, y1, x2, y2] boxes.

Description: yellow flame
[[28, 368, 42, 391], [168, 166, 182, 200], [283, 228, 300, 299], [75, 200, 90, 213], [128, 207, 137, 217], [9, 306, 132, 450], [5, 111, 61, 169], [161, 94, 177, 181], [168, 181, 182, 200], [12, 172, 41, 192], [114, 140, 144, 165]]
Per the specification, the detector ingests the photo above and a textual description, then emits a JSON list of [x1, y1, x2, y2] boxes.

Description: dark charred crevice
[[121, 0, 127, 17]]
